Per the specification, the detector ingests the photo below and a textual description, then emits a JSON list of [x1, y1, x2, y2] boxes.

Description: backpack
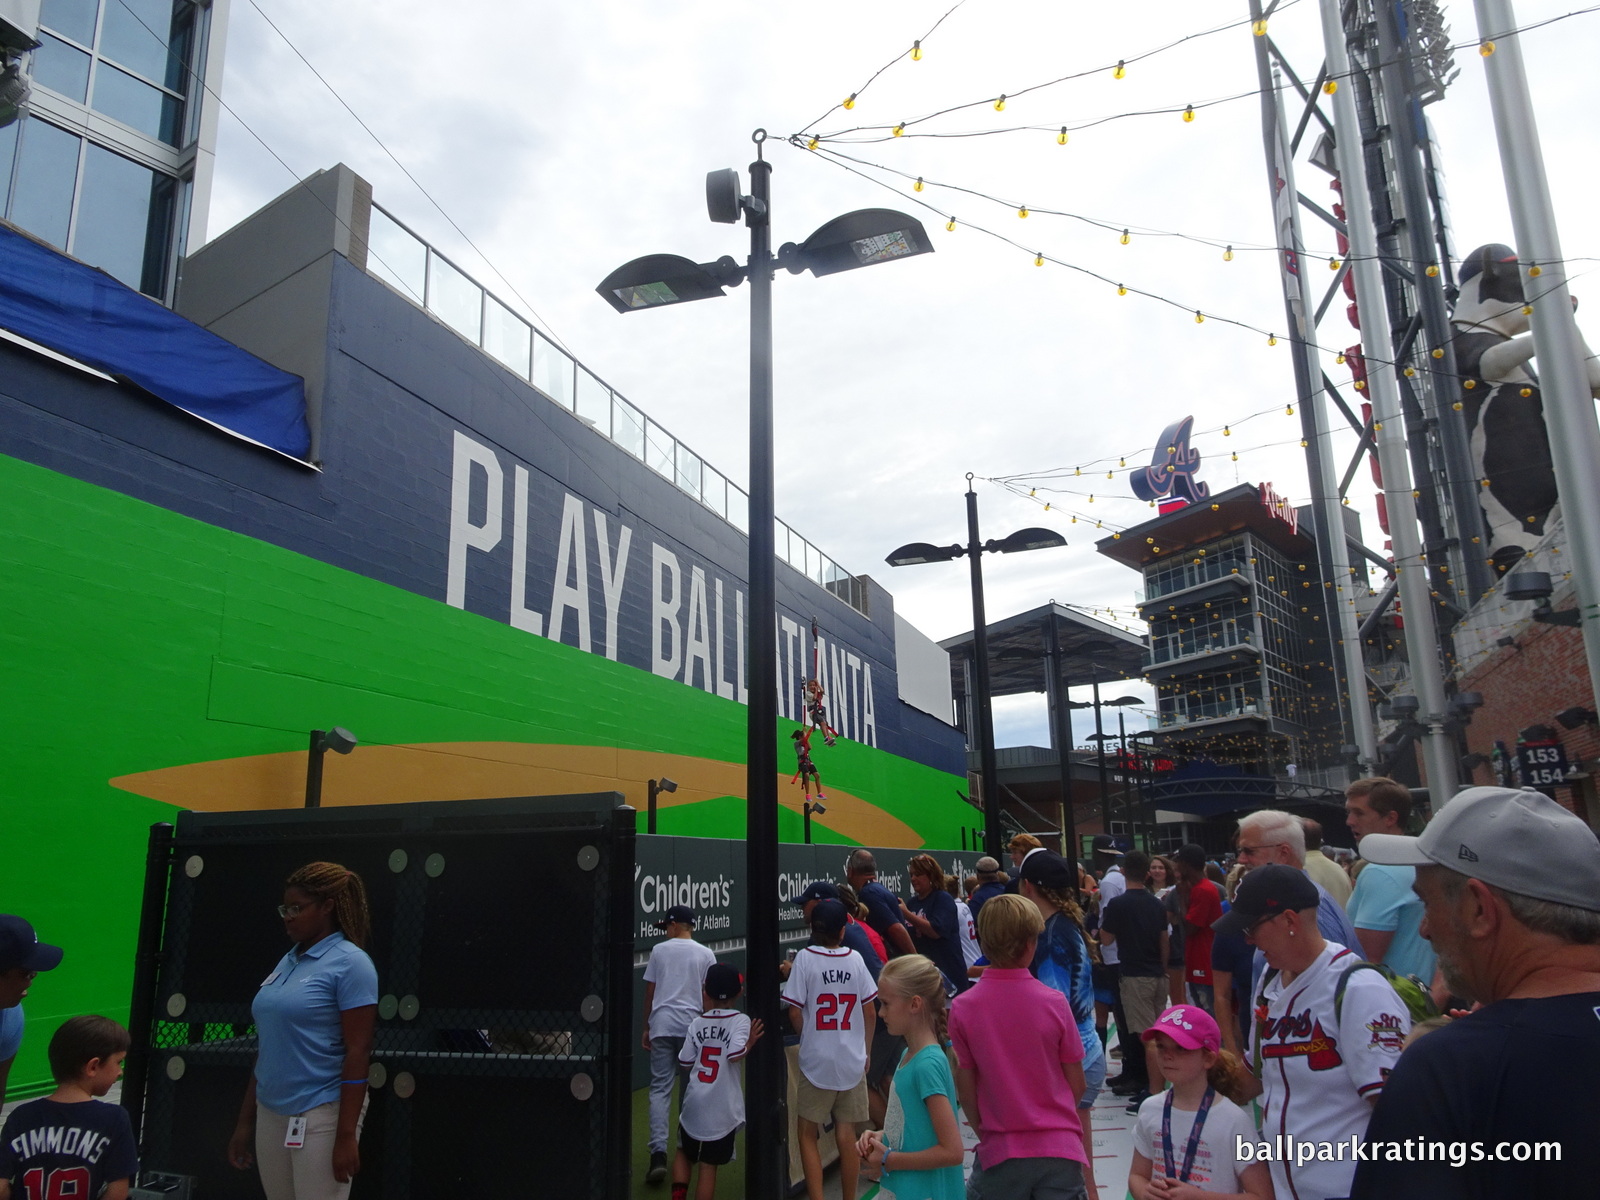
[[1332, 960, 1441, 1025]]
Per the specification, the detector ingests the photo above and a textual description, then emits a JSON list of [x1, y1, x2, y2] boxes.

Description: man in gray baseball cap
[[1351, 786, 1600, 1198]]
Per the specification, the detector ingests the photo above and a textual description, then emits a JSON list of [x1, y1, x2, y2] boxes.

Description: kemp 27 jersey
[[676, 1010, 753, 1142], [781, 945, 877, 1091]]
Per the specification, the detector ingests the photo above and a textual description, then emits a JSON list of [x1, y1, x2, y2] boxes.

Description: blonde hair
[[286, 861, 372, 949], [879, 954, 949, 1047], [1028, 880, 1101, 965], [975, 893, 1043, 967], [1007, 833, 1043, 854], [835, 882, 869, 922]]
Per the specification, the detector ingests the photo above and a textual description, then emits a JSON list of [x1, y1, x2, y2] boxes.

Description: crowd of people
[[4, 778, 1598, 1200]]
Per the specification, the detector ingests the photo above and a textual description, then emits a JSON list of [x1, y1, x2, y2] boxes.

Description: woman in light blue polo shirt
[[228, 862, 378, 1200]]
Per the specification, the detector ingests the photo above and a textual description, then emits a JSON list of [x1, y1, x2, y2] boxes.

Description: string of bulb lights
[[805, 2, 1598, 150], [794, 141, 1598, 274], [792, 136, 1592, 413]]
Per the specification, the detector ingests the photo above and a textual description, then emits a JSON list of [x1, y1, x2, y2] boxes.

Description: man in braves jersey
[[1219, 865, 1408, 1200], [672, 963, 762, 1200], [781, 900, 877, 1200]]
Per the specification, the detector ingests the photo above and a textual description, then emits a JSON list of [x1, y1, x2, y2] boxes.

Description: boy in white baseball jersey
[[672, 963, 762, 1200], [642, 905, 717, 1185], [1218, 865, 1409, 1200], [781, 899, 878, 1200]]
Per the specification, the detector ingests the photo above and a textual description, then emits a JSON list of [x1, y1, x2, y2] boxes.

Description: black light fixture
[[1461, 752, 1491, 772], [1519, 723, 1558, 744], [646, 777, 678, 834], [803, 798, 826, 844], [1556, 706, 1598, 730], [304, 727, 358, 808], [598, 131, 932, 1200], [1506, 570, 1582, 627], [886, 477, 1067, 859]]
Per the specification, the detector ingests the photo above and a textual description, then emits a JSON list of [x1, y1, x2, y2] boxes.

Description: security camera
[[808, 801, 826, 816]]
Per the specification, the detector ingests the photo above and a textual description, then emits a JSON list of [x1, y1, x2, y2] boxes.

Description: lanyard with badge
[[1161, 1086, 1216, 1184]]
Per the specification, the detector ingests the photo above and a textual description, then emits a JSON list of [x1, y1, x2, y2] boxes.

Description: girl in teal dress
[[857, 955, 964, 1200]]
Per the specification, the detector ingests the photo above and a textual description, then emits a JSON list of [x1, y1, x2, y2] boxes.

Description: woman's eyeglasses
[[277, 903, 306, 918]]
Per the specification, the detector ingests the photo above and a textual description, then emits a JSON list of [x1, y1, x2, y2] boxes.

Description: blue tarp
[[0, 222, 310, 459]]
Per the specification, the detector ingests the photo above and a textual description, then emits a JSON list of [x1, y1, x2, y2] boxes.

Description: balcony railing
[[1144, 554, 1249, 602], [1157, 697, 1268, 727], [364, 203, 868, 615], [1147, 628, 1257, 668]]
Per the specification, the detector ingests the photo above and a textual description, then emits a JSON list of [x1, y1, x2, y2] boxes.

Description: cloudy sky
[[204, 0, 1599, 748]]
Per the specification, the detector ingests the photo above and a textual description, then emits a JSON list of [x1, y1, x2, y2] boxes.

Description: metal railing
[[364, 203, 869, 615], [1147, 627, 1257, 667], [1157, 697, 1268, 728]]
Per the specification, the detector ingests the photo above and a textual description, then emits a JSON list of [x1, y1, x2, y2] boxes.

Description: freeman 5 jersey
[[781, 945, 877, 1090], [1251, 942, 1409, 1200], [676, 1009, 753, 1142]]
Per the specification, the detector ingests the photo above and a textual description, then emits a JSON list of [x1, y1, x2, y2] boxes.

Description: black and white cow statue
[[1451, 243, 1600, 574]]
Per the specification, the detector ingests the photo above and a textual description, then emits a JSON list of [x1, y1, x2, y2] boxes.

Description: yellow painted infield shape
[[109, 742, 923, 847]]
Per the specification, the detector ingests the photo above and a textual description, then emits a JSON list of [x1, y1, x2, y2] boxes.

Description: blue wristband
[[881, 1148, 891, 1172]]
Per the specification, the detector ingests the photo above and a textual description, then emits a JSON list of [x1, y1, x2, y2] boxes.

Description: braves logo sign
[[1130, 416, 1209, 507], [1260, 1010, 1343, 1070]]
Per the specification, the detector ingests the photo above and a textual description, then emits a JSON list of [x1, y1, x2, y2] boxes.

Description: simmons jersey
[[676, 1010, 753, 1142], [0, 1098, 138, 1200], [1251, 942, 1409, 1200], [781, 945, 877, 1090]]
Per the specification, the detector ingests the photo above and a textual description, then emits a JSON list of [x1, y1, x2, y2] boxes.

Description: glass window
[[645, 420, 674, 478], [727, 486, 749, 533], [9, 119, 79, 249], [92, 62, 182, 144], [39, 0, 99, 47], [426, 252, 481, 344], [675, 443, 702, 500], [101, 0, 187, 90], [482, 295, 530, 379], [367, 208, 426, 302], [612, 395, 646, 460], [575, 368, 610, 435], [531, 332, 574, 408], [0, 120, 17, 196], [788, 529, 807, 570], [702, 465, 726, 518], [33, 33, 91, 102], [73, 141, 173, 295]]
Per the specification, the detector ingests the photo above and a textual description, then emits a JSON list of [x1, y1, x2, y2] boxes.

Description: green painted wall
[[1, 452, 968, 1096]]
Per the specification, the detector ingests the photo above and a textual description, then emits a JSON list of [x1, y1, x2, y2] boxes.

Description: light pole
[[887, 482, 1066, 860], [802, 797, 826, 844], [303, 727, 357, 808], [646, 777, 677, 835], [598, 131, 932, 1200]]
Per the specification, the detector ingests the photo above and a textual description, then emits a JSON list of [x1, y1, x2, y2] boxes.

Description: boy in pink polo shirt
[[949, 894, 1090, 1200]]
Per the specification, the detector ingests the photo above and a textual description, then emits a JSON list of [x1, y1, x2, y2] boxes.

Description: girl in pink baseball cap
[[1127, 1005, 1272, 1199]]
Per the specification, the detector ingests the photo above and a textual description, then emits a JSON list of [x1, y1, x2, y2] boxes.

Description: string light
[[1114, 60, 1126, 79], [912, 39, 922, 61], [914, 176, 924, 191], [807, 136, 819, 150], [1018, 205, 1029, 218], [1036, 253, 1045, 266], [946, 216, 956, 231], [1195, 311, 1204, 324], [843, 94, 856, 110], [1058, 126, 1069, 145], [1117, 284, 1127, 295], [994, 95, 1007, 112], [1323, 79, 1338, 94], [1252, 18, 1268, 35], [1480, 40, 1495, 55], [1183, 104, 1195, 122], [1224, 245, 1234, 261], [1267, 334, 1277, 346], [893, 123, 905, 137], [1426, 263, 1440, 277], [1121, 228, 1131, 245]]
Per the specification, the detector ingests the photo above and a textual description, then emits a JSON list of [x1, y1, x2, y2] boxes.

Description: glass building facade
[[0, 0, 226, 300]]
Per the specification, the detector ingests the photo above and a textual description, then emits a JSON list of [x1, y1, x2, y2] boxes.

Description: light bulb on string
[[1223, 245, 1234, 262], [1267, 334, 1277, 346], [1286, 404, 1294, 415], [994, 94, 1006, 111], [1426, 263, 1440, 277], [1018, 205, 1029, 218], [911, 39, 922, 61], [1431, 347, 1444, 358], [1480, 40, 1495, 55], [946, 217, 956, 232], [807, 136, 819, 150], [1183, 104, 1195, 123], [893, 123, 905, 137], [1529, 265, 1542, 277], [1114, 60, 1125, 79], [1120, 229, 1130, 246], [843, 93, 856, 110], [913, 177, 924, 192], [1058, 126, 1069, 145], [1323, 79, 1338, 94], [1223, 425, 1231, 436], [1035, 253, 1045, 267], [1117, 284, 1127, 296], [1329, 257, 1341, 270], [1252, 18, 1268, 34], [1195, 311, 1204, 324]]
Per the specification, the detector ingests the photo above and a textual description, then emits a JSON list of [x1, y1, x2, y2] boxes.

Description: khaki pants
[[1119, 973, 1169, 1041], [255, 1099, 367, 1200]]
